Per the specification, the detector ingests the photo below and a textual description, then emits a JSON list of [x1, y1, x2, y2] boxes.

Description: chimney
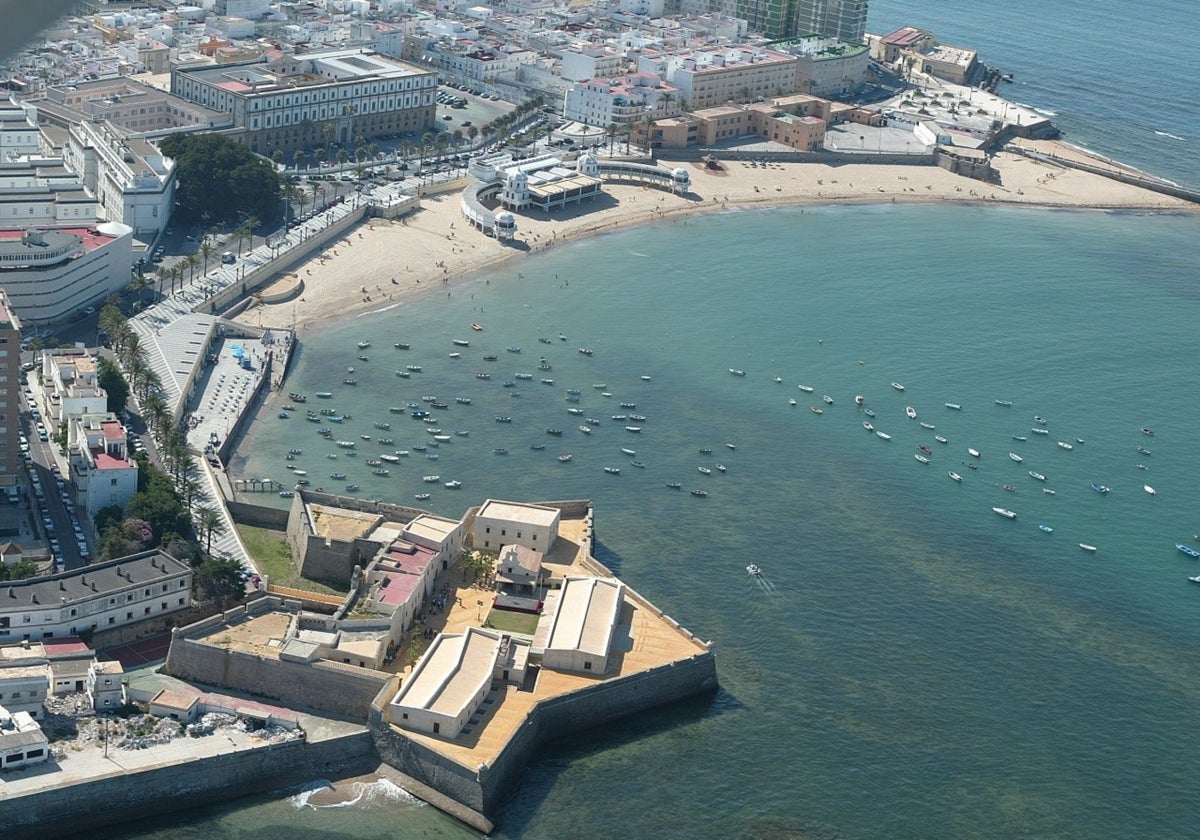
[[91, 581, 97, 591], [7, 586, 13, 598], [59, 580, 66, 591], [31, 593, 38, 604]]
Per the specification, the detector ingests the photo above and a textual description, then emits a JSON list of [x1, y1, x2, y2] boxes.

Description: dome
[[495, 211, 515, 225], [508, 171, 529, 186], [577, 153, 598, 167], [96, 221, 133, 237], [672, 167, 689, 179]]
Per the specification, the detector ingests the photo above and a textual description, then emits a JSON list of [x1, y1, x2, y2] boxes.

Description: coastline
[[235, 144, 1197, 337]]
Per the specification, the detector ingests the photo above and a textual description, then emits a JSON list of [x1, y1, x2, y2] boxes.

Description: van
[[221, 251, 236, 264]]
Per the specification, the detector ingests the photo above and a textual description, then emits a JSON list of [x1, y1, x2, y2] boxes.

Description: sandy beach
[[237, 146, 1195, 334]]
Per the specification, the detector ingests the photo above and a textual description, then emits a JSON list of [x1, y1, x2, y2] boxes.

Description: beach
[[236, 145, 1195, 335]]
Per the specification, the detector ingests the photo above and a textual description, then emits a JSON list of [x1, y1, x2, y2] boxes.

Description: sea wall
[[0, 729, 376, 840], [225, 499, 289, 531], [370, 648, 717, 821]]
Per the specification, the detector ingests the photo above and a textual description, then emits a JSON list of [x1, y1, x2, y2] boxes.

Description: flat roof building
[[389, 625, 505, 739], [473, 499, 561, 554], [0, 292, 20, 490], [533, 576, 625, 675]]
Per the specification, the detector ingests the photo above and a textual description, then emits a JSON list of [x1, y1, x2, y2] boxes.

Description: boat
[[918, 445, 932, 454], [493, 448, 508, 455], [374, 422, 392, 430], [994, 399, 1013, 407], [945, 403, 962, 410], [1012, 435, 1028, 442], [414, 493, 430, 501], [621, 448, 637, 456], [1034, 416, 1047, 425], [495, 416, 512, 423], [789, 398, 797, 406], [715, 464, 727, 472], [729, 369, 746, 376], [1137, 446, 1151, 455], [934, 435, 948, 445], [1091, 483, 1111, 494], [365, 458, 381, 466], [863, 421, 874, 431], [1144, 485, 1157, 495], [422, 475, 440, 483], [413, 445, 427, 452], [476, 372, 491, 380], [915, 454, 930, 464], [452, 339, 470, 347], [380, 454, 400, 463], [288, 393, 307, 403], [747, 564, 762, 577], [567, 408, 584, 417], [1189, 576, 1200, 584], [948, 471, 963, 482], [1080, 543, 1098, 552], [620, 402, 637, 409], [342, 378, 357, 386], [891, 382, 905, 391], [292, 470, 307, 476], [993, 507, 1017, 520], [1031, 428, 1050, 435], [1003, 484, 1016, 493], [772, 376, 783, 383], [1141, 427, 1154, 437], [316, 391, 333, 399], [593, 383, 607, 389], [411, 410, 430, 419], [625, 426, 641, 433], [604, 467, 621, 475], [396, 371, 410, 378], [811, 406, 824, 415], [1178, 544, 1200, 559], [541, 378, 555, 385], [372, 468, 389, 476], [406, 365, 422, 372], [667, 482, 682, 489], [471, 323, 483, 331], [579, 425, 592, 434], [558, 455, 573, 462], [641, 375, 652, 381], [1039, 524, 1054, 533], [483, 354, 498, 362], [449, 353, 461, 359], [864, 409, 876, 418], [357, 340, 371, 349], [425, 453, 439, 460], [454, 430, 469, 438], [506, 347, 521, 354], [336, 440, 356, 448], [537, 363, 553, 371], [1029, 471, 1046, 481], [968, 448, 981, 458], [1057, 441, 1073, 450], [855, 395, 864, 406], [546, 428, 563, 436], [1009, 452, 1023, 462], [631, 414, 648, 422], [726, 443, 737, 450], [288, 448, 303, 455], [279, 491, 294, 498], [798, 385, 814, 393], [530, 444, 545, 451], [691, 490, 708, 497], [586, 418, 601, 426], [295, 479, 310, 486], [579, 348, 594, 356], [919, 422, 935, 431], [344, 484, 359, 492], [558, 333, 567, 341], [823, 395, 835, 405], [698, 467, 712, 475], [394, 343, 410, 350], [906, 406, 917, 419], [1137, 464, 1147, 470], [875, 431, 892, 440]]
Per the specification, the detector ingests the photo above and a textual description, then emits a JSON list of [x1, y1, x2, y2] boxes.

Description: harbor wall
[[163, 599, 389, 721], [225, 499, 290, 531], [1006, 145, 1200, 205], [0, 729, 376, 840], [370, 648, 717, 820]]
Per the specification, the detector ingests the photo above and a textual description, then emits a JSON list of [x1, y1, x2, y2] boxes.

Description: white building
[[533, 576, 624, 675], [423, 40, 537, 86], [638, 46, 799, 110], [65, 121, 176, 235], [389, 626, 528, 739], [0, 98, 40, 161], [559, 46, 627, 83], [0, 705, 49, 770], [87, 660, 125, 711], [170, 49, 437, 155], [42, 349, 107, 425], [0, 223, 133, 325], [69, 415, 139, 519], [0, 551, 192, 644], [0, 160, 97, 227], [473, 500, 561, 554], [563, 73, 681, 129], [494, 544, 545, 594], [0, 665, 50, 719]]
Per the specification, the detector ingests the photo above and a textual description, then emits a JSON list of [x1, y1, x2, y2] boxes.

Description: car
[[462, 120, 472, 127], [442, 114, 453, 120], [37, 430, 48, 442], [49, 539, 60, 553]]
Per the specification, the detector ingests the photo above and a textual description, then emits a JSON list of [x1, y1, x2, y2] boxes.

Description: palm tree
[[199, 240, 214, 274], [659, 92, 675, 116], [312, 183, 326, 213], [293, 149, 307, 171], [140, 391, 168, 439], [367, 142, 380, 161], [196, 506, 226, 557], [320, 122, 335, 149], [467, 126, 479, 146], [419, 132, 435, 169], [117, 333, 141, 369], [127, 270, 150, 304], [336, 148, 349, 167], [282, 179, 301, 225], [398, 138, 414, 164], [271, 149, 284, 166], [435, 132, 449, 160], [184, 253, 199, 284], [606, 122, 619, 156]]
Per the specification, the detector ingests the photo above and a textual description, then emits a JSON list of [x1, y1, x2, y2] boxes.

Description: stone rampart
[[0, 729, 376, 839], [226, 499, 289, 530]]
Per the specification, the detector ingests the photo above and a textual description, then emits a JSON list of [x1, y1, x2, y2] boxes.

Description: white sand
[[237, 149, 1195, 334]]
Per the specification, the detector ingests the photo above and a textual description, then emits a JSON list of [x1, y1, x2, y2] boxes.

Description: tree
[[314, 147, 327, 168], [96, 356, 130, 414], [320, 122, 335, 149], [467, 125, 479, 145], [158, 132, 280, 226], [336, 148, 349, 167], [293, 149, 307, 171], [195, 506, 226, 557], [367, 142, 380, 160], [606, 122, 619, 156], [271, 149, 284, 166], [0, 560, 39, 582], [196, 556, 247, 607], [184, 252, 199, 284], [199, 239, 214, 274]]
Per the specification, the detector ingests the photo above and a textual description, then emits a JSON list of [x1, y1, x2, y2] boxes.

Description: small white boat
[[772, 376, 783, 383], [1031, 428, 1050, 435], [558, 454, 573, 462], [1039, 524, 1053, 533], [729, 368, 746, 376], [716, 464, 727, 472], [1009, 452, 1023, 463], [875, 431, 892, 440], [788, 398, 797, 406], [746, 564, 762, 577], [422, 475, 440, 483], [891, 382, 905, 391], [1144, 485, 1157, 495], [993, 507, 1017, 520], [698, 466, 712, 475], [579, 425, 591, 434], [934, 435, 948, 445], [905, 406, 917, 419], [414, 493, 430, 501], [798, 385, 814, 393], [1043, 488, 1056, 495], [968, 448, 981, 458], [823, 395, 835, 405], [915, 453, 930, 464], [1034, 416, 1047, 425], [919, 422, 936, 430], [1029, 471, 1046, 481], [945, 403, 962, 410], [1057, 441, 1073, 450], [1080, 543, 1098, 552], [863, 421, 874, 431], [625, 426, 642, 433], [444, 480, 462, 489], [948, 471, 963, 482], [604, 467, 621, 474], [621, 448, 637, 456]]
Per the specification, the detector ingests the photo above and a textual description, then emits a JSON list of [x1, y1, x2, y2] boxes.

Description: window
[[108, 617, 115, 624], [144, 607, 151, 615], [178, 597, 185, 606], [584, 661, 592, 670], [126, 612, 133, 620]]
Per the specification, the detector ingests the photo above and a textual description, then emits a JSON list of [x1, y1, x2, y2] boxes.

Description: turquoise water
[[113, 3, 1200, 835]]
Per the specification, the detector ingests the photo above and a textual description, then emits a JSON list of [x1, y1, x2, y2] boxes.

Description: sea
[[112, 3, 1200, 838]]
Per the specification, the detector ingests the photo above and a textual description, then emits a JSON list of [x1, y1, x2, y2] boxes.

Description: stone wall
[[226, 500, 289, 530], [91, 601, 219, 650], [371, 649, 717, 820], [0, 729, 377, 840]]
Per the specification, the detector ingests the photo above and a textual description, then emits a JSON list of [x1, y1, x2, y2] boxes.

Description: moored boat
[[905, 406, 917, 419], [1091, 483, 1111, 494], [1057, 441, 1073, 450], [1080, 543, 1098, 552], [1029, 471, 1046, 481], [414, 493, 430, 501], [854, 395, 864, 406], [863, 421, 874, 431], [729, 368, 746, 376], [915, 453, 930, 464], [920, 421, 935, 430], [604, 467, 620, 474], [948, 471, 962, 482], [934, 435, 948, 444], [823, 395, 835, 405], [811, 406, 823, 415], [1178, 544, 1200, 558], [691, 489, 708, 497], [558, 454, 573, 462], [444, 480, 462, 489], [1141, 427, 1154, 437], [1144, 485, 1157, 495], [1009, 452, 1023, 462], [994, 399, 1013, 406], [891, 381, 905, 391], [1039, 524, 1054, 533], [747, 564, 762, 576], [968, 448, 981, 458], [875, 431, 892, 440], [945, 403, 962, 410], [993, 507, 1017, 520], [1031, 428, 1049, 435], [798, 385, 814, 393]]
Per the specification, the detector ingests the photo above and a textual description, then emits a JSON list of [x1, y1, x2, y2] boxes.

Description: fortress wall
[[0, 729, 376, 840]]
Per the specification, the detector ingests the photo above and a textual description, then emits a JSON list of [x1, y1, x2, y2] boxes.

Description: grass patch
[[484, 610, 540, 635], [236, 525, 346, 596]]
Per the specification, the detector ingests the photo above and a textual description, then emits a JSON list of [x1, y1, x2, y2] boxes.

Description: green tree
[[96, 356, 130, 414], [0, 560, 39, 582], [196, 556, 247, 607], [271, 149, 284, 166], [293, 149, 307, 171], [314, 147, 327, 168], [195, 506, 226, 557], [159, 132, 281, 225], [199, 239, 214, 274], [336, 148, 349, 166]]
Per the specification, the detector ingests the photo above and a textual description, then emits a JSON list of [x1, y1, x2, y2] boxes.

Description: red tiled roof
[[41, 636, 90, 656], [376, 572, 420, 606], [0, 226, 119, 254], [93, 452, 132, 470]]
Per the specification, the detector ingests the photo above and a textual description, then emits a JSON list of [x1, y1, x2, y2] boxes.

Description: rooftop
[[476, 500, 559, 529], [392, 626, 500, 717], [0, 551, 189, 612]]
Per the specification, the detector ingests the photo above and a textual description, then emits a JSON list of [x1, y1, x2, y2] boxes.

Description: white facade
[[69, 414, 139, 518], [0, 223, 133, 324], [87, 660, 125, 711], [0, 665, 50, 719], [559, 47, 627, 83], [0, 99, 40, 161], [424, 41, 537, 85], [0, 706, 49, 769], [535, 576, 624, 675], [65, 121, 175, 235], [473, 499, 560, 554], [639, 46, 799, 109], [0, 552, 191, 644], [563, 74, 681, 128], [43, 350, 107, 425], [389, 625, 501, 739]]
